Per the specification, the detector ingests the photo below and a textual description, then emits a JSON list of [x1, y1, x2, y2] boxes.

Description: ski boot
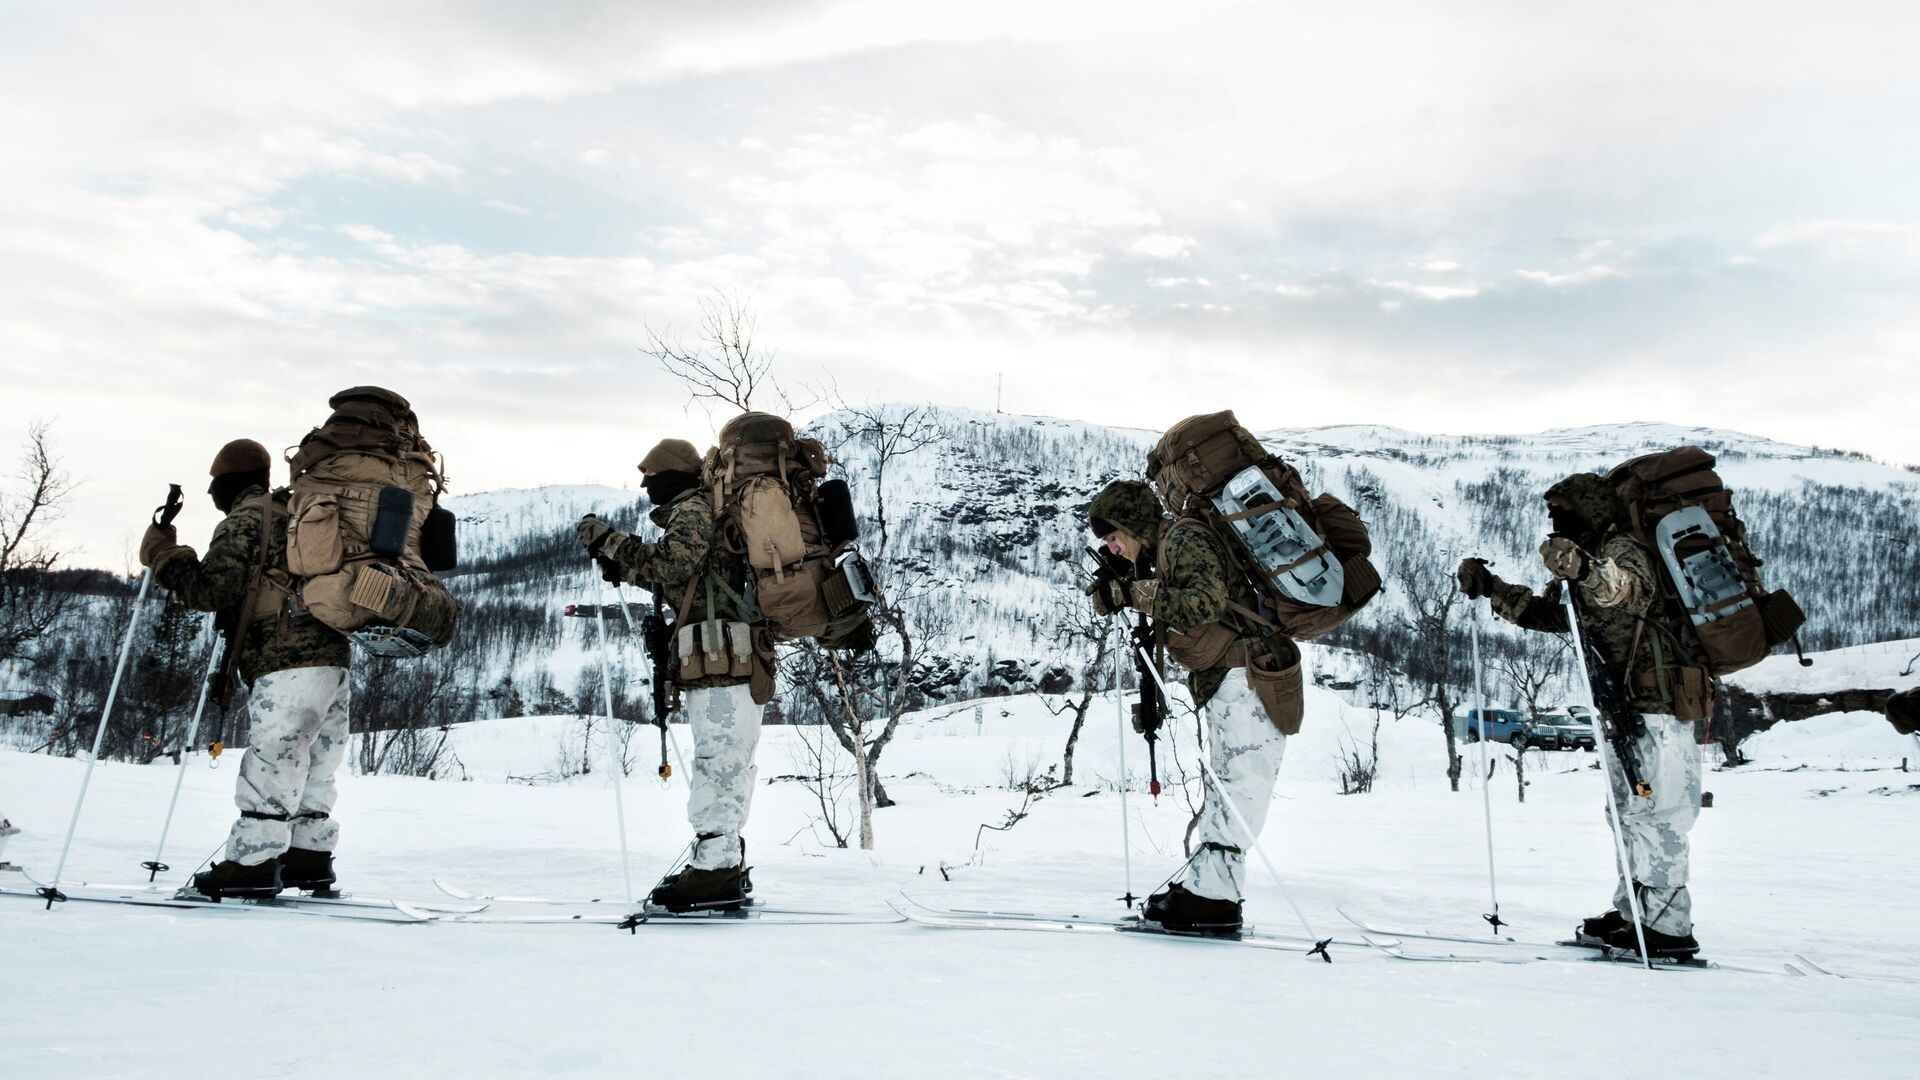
[[279, 848, 337, 896], [646, 864, 751, 914], [1142, 882, 1243, 937], [1574, 908, 1627, 947], [1604, 922, 1700, 962], [182, 858, 282, 901], [0, 817, 19, 872]]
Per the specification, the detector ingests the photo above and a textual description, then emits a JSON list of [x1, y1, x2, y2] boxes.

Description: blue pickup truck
[[1460, 708, 1559, 749]]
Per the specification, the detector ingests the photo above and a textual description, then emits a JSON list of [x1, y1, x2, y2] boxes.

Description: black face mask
[[643, 470, 699, 508], [209, 469, 269, 513], [1547, 502, 1592, 543]]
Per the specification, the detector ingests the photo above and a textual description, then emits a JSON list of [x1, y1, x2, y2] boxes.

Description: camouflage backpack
[[1147, 411, 1381, 641], [284, 386, 460, 658], [704, 412, 875, 651], [1606, 446, 1805, 676]]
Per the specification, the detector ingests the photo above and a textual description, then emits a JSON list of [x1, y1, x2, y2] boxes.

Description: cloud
[[1128, 234, 1195, 260], [1513, 265, 1626, 288]]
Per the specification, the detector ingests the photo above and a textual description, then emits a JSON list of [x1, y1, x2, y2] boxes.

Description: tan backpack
[[1147, 411, 1381, 641], [284, 386, 460, 658], [705, 412, 875, 650], [1606, 446, 1805, 676]]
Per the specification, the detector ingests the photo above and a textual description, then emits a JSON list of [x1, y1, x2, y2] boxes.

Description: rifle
[[643, 590, 677, 780], [1564, 586, 1651, 799], [1086, 546, 1163, 797]]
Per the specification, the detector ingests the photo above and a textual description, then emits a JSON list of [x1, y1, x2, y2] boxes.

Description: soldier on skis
[[1457, 473, 1707, 961], [139, 438, 353, 900], [1086, 479, 1299, 936], [578, 437, 768, 913]]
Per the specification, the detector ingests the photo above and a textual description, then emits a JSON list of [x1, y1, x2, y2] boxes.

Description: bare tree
[[1394, 542, 1469, 791], [1492, 630, 1569, 719], [817, 395, 943, 562], [1039, 594, 1115, 787], [641, 290, 810, 416], [784, 721, 853, 848], [0, 421, 76, 666]]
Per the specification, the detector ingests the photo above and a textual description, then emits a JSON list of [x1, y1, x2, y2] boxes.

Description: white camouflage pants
[[683, 683, 764, 871], [1603, 712, 1701, 935], [1184, 670, 1290, 902], [225, 666, 351, 866]]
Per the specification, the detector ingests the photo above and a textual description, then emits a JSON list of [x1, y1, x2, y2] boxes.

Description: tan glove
[[1456, 557, 1496, 599], [577, 514, 620, 556], [1089, 577, 1131, 617], [1539, 537, 1589, 581], [139, 523, 186, 570]]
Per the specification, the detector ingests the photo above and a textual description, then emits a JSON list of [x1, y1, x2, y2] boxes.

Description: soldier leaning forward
[[1458, 472, 1706, 961], [1085, 479, 1302, 936], [577, 437, 772, 913], [140, 438, 353, 900]]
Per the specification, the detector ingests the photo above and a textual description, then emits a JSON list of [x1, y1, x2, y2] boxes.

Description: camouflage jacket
[[1139, 519, 1268, 709], [153, 486, 351, 687], [1488, 531, 1709, 718], [602, 487, 751, 689]]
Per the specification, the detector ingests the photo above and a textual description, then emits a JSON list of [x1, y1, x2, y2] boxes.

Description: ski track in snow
[[4, 690, 1919, 1080]]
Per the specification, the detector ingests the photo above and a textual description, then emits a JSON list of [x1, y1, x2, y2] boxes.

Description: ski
[[896, 892, 1370, 949], [32, 873, 485, 915], [430, 878, 887, 921], [889, 896, 1339, 958], [2, 879, 433, 923], [429, 900, 904, 928]]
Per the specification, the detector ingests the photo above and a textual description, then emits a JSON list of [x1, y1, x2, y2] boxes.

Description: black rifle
[[1086, 546, 1163, 797], [1566, 586, 1652, 799], [643, 591, 676, 780]]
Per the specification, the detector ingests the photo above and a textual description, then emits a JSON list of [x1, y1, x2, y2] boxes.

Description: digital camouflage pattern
[[683, 682, 764, 870], [1183, 671, 1288, 902], [1148, 520, 1267, 708], [601, 487, 751, 690], [224, 666, 351, 866], [152, 485, 351, 685], [1087, 479, 1164, 548], [1603, 712, 1700, 935]]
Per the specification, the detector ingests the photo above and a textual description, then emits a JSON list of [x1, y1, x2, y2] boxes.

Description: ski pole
[[1470, 609, 1503, 933], [142, 619, 220, 881], [609, 582, 689, 782], [1559, 588, 1652, 970], [1133, 645, 1331, 960], [40, 486, 180, 908], [591, 563, 637, 907], [1111, 624, 1136, 908]]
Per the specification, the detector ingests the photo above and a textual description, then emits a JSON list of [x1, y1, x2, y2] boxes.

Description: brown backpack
[[705, 412, 875, 650], [284, 386, 460, 658], [1147, 411, 1381, 641], [1606, 446, 1804, 676]]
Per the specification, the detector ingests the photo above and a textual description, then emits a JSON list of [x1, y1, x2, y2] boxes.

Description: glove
[[595, 554, 624, 585], [577, 514, 618, 556], [1540, 536, 1589, 581], [139, 523, 182, 569], [1090, 577, 1131, 616], [1455, 557, 1495, 599]]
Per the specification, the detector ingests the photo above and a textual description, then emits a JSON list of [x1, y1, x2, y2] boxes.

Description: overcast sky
[[3, 1, 1916, 566]]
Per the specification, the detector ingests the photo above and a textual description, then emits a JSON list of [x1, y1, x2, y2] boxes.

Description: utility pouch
[[1245, 638, 1304, 736], [287, 495, 345, 576], [1164, 622, 1239, 672]]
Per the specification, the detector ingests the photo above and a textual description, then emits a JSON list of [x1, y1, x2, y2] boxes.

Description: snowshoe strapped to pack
[[1146, 411, 1381, 641], [284, 387, 461, 658], [706, 412, 876, 651], [1606, 446, 1804, 676]]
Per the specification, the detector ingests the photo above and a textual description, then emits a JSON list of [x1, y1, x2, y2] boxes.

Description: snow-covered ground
[[5, 685, 1918, 1079]]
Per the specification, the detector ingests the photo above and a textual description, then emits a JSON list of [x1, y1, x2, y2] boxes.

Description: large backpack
[[1606, 446, 1804, 676], [1147, 411, 1381, 641], [705, 412, 875, 651], [284, 387, 461, 659]]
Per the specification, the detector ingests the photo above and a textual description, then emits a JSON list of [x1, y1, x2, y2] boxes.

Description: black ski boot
[[183, 858, 282, 901], [1575, 908, 1627, 946], [1143, 882, 1243, 936], [647, 864, 751, 914], [1604, 922, 1700, 962], [279, 848, 337, 896]]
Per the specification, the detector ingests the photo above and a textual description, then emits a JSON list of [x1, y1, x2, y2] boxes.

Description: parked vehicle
[[1533, 711, 1598, 751], [1460, 708, 1557, 749]]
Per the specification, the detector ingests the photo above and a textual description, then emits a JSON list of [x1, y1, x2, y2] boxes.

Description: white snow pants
[[1184, 670, 1289, 902], [225, 666, 351, 866], [683, 683, 765, 871], [1603, 712, 1701, 935]]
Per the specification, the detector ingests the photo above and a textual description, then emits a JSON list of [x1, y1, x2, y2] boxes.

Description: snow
[[6, 689, 1920, 1079]]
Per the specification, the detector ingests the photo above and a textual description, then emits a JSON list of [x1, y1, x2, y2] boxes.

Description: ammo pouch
[[676, 619, 754, 681], [1630, 663, 1714, 722], [1245, 638, 1304, 736], [1164, 622, 1239, 672]]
